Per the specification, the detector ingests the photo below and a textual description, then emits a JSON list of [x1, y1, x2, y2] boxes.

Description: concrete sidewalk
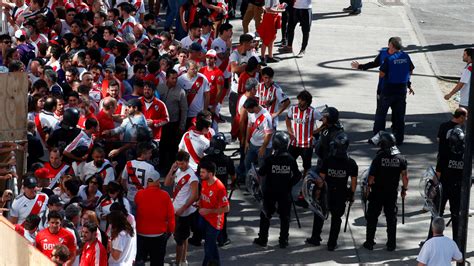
[[163, 0, 474, 264]]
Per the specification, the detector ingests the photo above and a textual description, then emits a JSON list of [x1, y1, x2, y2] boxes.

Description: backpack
[[128, 116, 153, 142]]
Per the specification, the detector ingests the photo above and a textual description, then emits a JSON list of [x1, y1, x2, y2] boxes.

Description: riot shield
[[419, 166, 443, 217], [360, 168, 370, 218], [246, 164, 263, 203], [302, 170, 328, 219]]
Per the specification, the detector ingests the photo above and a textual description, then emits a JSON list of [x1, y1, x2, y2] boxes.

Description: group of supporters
[[0, 0, 323, 264]]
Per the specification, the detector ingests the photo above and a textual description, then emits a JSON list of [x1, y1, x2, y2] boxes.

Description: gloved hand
[[347, 188, 355, 203]]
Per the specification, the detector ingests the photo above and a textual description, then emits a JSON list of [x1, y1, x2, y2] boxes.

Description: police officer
[[315, 106, 344, 169], [372, 37, 415, 145], [201, 133, 236, 247], [364, 131, 408, 251], [427, 127, 464, 243], [305, 133, 358, 250], [47, 108, 81, 152], [253, 131, 302, 248], [437, 107, 467, 156]]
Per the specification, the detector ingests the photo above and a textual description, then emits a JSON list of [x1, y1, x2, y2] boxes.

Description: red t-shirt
[[96, 110, 115, 133], [199, 66, 224, 106], [199, 178, 229, 230], [135, 186, 175, 235], [35, 227, 76, 259], [80, 239, 107, 266], [78, 113, 98, 130]]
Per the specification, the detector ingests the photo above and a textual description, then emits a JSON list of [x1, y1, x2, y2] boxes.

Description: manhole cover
[[379, 0, 404, 6]]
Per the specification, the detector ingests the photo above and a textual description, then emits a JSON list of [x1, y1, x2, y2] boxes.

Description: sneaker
[[253, 237, 267, 247], [363, 241, 374, 250], [278, 46, 293, 54], [266, 57, 280, 63], [279, 240, 289, 248], [218, 239, 231, 247], [342, 6, 353, 12], [305, 237, 321, 246], [296, 50, 305, 58]]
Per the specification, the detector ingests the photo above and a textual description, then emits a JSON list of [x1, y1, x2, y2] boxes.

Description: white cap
[[206, 49, 217, 57], [14, 29, 27, 40]]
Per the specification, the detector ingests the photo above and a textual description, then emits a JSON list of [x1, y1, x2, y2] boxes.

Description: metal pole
[[457, 69, 473, 266]]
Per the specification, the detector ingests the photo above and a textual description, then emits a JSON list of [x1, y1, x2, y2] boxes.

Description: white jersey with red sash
[[35, 110, 59, 161], [173, 167, 199, 217], [44, 162, 71, 189], [177, 73, 210, 118], [287, 105, 321, 148], [81, 159, 115, 185], [64, 131, 94, 157], [247, 107, 273, 147], [180, 36, 208, 51], [178, 130, 211, 171], [121, 160, 160, 202], [10, 193, 49, 225], [96, 197, 131, 231], [231, 94, 249, 140], [211, 37, 231, 79], [119, 16, 136, 36]]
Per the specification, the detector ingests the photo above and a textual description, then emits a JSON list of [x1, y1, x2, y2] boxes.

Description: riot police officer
[[47, 108, 81, 152], [364, 131, 408, 251], [305, 132, 358, 250], [253, 131, 302, 248], [315, 106, 344, 169], [201, 132, 236, 246], [427, 127, 465, 243]]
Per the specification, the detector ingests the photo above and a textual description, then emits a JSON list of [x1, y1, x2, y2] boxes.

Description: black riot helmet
[[320, 106, 339, 124], [378, 131, 396, 150], [272, 131, 290, 153], [447, 127, 465, 154], [62, 108, 80, 130], [205, 132, 227, 155], [329, 132, 349, 158]]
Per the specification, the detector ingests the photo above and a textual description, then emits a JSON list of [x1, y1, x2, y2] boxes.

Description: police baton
[[344, 201, 352, 232], [446, 217, 452, 227], [402, 196, 405, 225], [290, 194, 302, 229]]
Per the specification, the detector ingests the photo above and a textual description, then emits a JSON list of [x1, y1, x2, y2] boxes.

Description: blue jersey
[[376, 48, 391, 94], [380, 51, 413, 96]]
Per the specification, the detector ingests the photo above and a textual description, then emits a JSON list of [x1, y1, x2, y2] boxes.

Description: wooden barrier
[[0, 216, 54, 266], [0, 72, 29, 142]]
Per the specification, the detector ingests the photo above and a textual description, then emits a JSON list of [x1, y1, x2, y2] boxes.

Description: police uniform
[[365, 149, 407, 250], [309, 156, 358, 248], [316, 121, 344, 167], [255, 150, 301, 246], [201, 152, 236, 245], [373, 50, 414, 144]]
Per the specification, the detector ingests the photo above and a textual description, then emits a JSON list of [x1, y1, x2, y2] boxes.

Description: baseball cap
[[105, 65, 115, 73], [23, 176, 38, 188], [125, 98, 142, 108], [190, 42, 205, 53], [206, 49, 217, 58], [14, 29, 27, 40], [150, 38, 162, 49], [34, 168, 54, 179], [48, 195, 65, 206]]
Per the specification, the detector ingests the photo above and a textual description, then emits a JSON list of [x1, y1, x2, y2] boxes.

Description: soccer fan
[[36, 210, 77, 264], [10, 176, 49, 225], [178, 112, 213, 171], [199, 49, 225, 125], [257, 67, 290, 127], [96, 181, 132, 231], [141, 81, 170, 142], [44, 148, 71, 189], [80, 146, 115, 186], [80, 222, 108, 266], [164, 150, 199, 265], [107, 210, 137, 266]]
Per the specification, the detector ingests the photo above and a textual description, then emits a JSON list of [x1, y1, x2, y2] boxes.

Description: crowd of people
[[0, 0, 471, 265]]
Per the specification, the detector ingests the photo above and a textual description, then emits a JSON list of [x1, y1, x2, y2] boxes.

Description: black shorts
[[174, 214, 193, 245], [289, 145, 313, 170]]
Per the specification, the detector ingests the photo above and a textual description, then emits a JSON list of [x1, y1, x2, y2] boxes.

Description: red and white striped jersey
[[121, 160, 160, 202], [178, 130, 211, 171], [257, 82, 289, 115], [80, 239, 108, 266], [287, 105, 320, 148], [177, 73, 210, 118]]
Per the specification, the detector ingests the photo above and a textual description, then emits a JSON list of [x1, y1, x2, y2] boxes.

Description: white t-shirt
[[247, 108, 273, 147], [417, 235, 462, 266], [459, 63, 472, 107], [294, 0, 312, 9], [178, 130, 211, 171], [121, 160, 160, 202], [177, 73, 210, 118], [109, 231, 136, 266], [173, 167, 199, 217], [96, 197, 131, 232], [180, 36, 208, 51], [229, 49, 260, 93], [78, 185, 103, 204]]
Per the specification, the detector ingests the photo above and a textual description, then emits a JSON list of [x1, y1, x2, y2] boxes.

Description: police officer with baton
[[363, 131, 408, 251], [305, 133, 358, 250], [253, 131, 302, 248]]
